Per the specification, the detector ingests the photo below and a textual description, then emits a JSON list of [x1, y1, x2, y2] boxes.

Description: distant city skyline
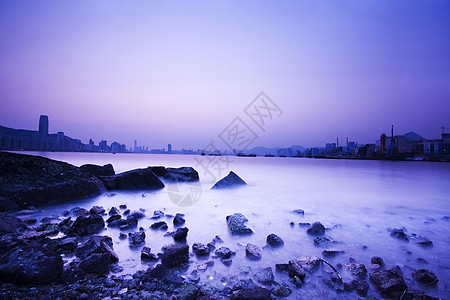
[[1, 1, 449, 149]]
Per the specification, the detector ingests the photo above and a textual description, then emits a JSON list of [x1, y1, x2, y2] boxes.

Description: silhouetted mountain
[[403, 132, 426, 141]]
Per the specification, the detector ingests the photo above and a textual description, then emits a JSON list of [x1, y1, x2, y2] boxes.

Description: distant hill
[[244, 144, 306, 156], [403, 132, 426, 141]]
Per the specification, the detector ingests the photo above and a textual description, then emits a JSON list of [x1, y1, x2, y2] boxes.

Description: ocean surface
[[14, 152, 450, 299]]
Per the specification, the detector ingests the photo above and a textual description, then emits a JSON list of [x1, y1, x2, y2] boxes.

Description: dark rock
[[254, 267, 274, 285], [89, 205, 105, 215], [100, 168, 164, 191], [233, 278, 258, 290], [75, 236, 118, 263], [151, 210, 164, 219], [215, 247, 235, 259], [123, 209, 130, 215], [142, 263, 184, 287], [287, 260, 307, 280], [119, 204, 127, 209], [174, 227, 189, 242], [307, 222, 325, 236], [417, 258, 428, 264], [151, 221, 168, 230], [106, 214, 122, 223], [322, 249, 344, 258], [345, 263, 367, 280], [412, 269, 438, 285], [127, 211, 146, 220], [58, 217, 72, 231], [0, 242, 63, 285], [370, 270, 407, 298], [197, 261, 214, 272], [299, 222, 311, 227], [24, 218, 37, 224], [148, 166, 167, 177], [266, 234, 284, 247], [79, 252, 113, 275], [58, 236, 78, 252], [164, 167, 199, 182], [291, 209, 305, 215], [173, 213, 186, 226], [141, 246, 158, 260], [246, 243, 262, 260], [107, 218, 127, 228], [290, 222, 295, 226], [231, 287, 271, 300], [178, 282, 201, 300], [193, 243, 210, 256], [120, 216, 138, 230], [161, 244, 189, 268], [80, 163, 115, 176], [272, 285, 292, 297], [222, 258, 233, 266], [226, 213, 253, 235], [410, 234, 433, 247], [129, 231, 146, 247], [0, 152, 105, 211], [0, 213, 27, 234], [119, 232, 127, 240], [69, 207, 89, 217], [290, 256, 320, 274], [390, 228, 409, 241], [275, 263, 289, 272], [66, 213, 105, 236], [371, 256, 385, 266], [211, 171, 246, 189], [108, 206, 120, 216], [356, 280, 369, 296]]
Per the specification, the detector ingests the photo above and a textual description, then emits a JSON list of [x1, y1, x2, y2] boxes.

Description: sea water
[[13, 152, 450, 299]]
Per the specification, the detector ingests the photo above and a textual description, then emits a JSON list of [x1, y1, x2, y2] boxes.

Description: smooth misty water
[[14, 152, 450, 299]]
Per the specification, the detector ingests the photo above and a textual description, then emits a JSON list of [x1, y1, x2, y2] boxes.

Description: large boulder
[[66, 213, 105, 236], [0, 213, 28, 235], [100, 168, 164, 191], [211, 171, 246, 189], [80, 163, 115, 177], [226, 213, 253, 235], [266, 233, 284, 247], [370, 270, 407, 298], [76, 235, 118, 275], [0, 152, 105, 211], [0, 242, 63, 285], [164, 167, 199, 182], [161, 244, 189, 268], [306, 222, 325, 236], [412, 269, 438, 285]]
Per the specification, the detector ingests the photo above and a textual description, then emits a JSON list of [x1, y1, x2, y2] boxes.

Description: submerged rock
[[66, 214, 105, 236], [192, 243, 211, 256], [76, 236, 118, 263], [173, 227, 189, 242], [322, 249, 344, 258], [389, 228, 409, 241], [0, 152, 105, 211], [150, 221, 168, 230], [129, 231, 146, 247], [307, 222, 325, 236], [173, 213, 186, 226], [412, 269, 438, 285], [226, 213, 253, 235], [211, 171, 246, 189], [141, 246, 158, 261], [266, 234, 284, 247], [246, 243, 262, 260], [254, 267, 274, 285], [345, 263, 367, 280], [370, 270, 407, 298], [215, 247, 235, 259], [161, 244, 189, 268]]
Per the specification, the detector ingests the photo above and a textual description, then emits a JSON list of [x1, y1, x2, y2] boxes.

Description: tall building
[[39, 115, 49, 138], [168, 143, 172, 153]]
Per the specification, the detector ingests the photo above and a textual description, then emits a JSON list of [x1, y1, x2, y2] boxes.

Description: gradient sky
[[1, 0, 449, 149]]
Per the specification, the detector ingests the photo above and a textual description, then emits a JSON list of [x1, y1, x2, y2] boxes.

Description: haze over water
[[16, 152, 450, 299]]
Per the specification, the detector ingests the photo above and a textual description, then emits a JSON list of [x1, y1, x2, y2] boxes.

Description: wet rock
[[108, 206, 120, 216], [66, 213, 105, 236], [23, 218, 37, 224], [212, 235, 223, 244], [127, 211, 145, 220], [370, 270, 407, 298], [231, 287, 271, 300], [254, 267, 274, 285], [119, 204, 127, 209], [290, 222, 295, 227], [275, 263, 289, 272], [178, 282, 201, 300], [106, 214, 122, 223], [287, 260, 307, 280], [0, 213, 28, 234], [120, 216, 138, 230], [345, 263, 367, 280], [344, 280, 369, 296], [79, 252, 114, 275], [76, 236, 118, 263], [58, 236, 78, 252], [108, 218, 127, 228], [215, 247, 235, 259], [322, 249, 344, 258], [80, 163, 115, 176], [246, 243, 262, 260], [307, 222, 325, 236], [142, 263, 184, 288], [173, 213, 186, 226], [58, 217, 72, 231], [128, 231, 146, 247], [174, 227, 189, 242], [70, 207, 89, 217], [0, 242, 63, 285], [151, 210, 165, 219], [226, 213, 253, 235], [100, 167, 164, 191], [123, 209, 130, 215], [371, 256, 384, 266], [197, 260, 214, 272], [119, 232, 127, 240], [193, 243, 210, 256], [412, 269, 438, 285], [291, 209, 305, 215], [313, 236, 333, 247], [188, 270, 200, 283], [389, 228, 409, 241], [148, 166, 166, 177], [0, 152, 105, 211], [272, 285, 292, 297], [141, 246, 158, 260], [164, 167, 199, 182], [222, 258, 233, 266], [211, 171, 246, 189], [89, 205, 105, 215], [151, 221, 168, 230], [417, 258, 428, 264], [266, 234, 284, 247], [410, 234, 433, 247], [161, 244, 189, 268]]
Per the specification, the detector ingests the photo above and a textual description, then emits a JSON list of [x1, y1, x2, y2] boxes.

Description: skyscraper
[[39, 115, 49, 138], [168, 143, 172, 154]]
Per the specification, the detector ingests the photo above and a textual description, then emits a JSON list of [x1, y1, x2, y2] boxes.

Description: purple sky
[[1, 1, 449, 149]]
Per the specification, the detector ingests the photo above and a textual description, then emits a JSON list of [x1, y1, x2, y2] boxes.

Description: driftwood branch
[[319, 258, 344, 284]]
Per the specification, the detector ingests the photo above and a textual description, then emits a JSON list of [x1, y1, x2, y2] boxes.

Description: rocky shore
[[0, 152, 444, 299]]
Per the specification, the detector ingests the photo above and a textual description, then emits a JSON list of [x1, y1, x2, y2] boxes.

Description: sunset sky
[[1, 0, 449, 149]]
